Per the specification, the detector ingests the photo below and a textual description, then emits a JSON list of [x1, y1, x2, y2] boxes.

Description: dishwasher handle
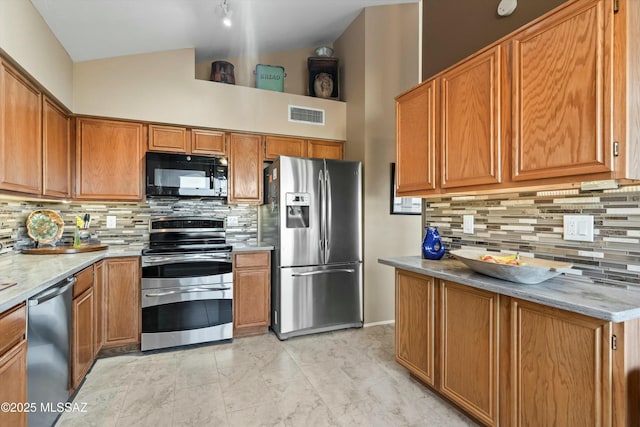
[[28, 277, 76, 306]]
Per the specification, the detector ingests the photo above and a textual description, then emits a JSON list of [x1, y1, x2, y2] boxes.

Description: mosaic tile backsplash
[[424, 185, 640, 289], [0, 197, 257, 255]]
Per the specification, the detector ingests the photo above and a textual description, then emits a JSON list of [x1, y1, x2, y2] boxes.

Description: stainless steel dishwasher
[[27, 276, 75, 427]]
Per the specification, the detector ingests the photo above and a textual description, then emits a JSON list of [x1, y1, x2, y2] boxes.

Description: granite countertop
[[0, 243, 274, 314], [379, 255, 640, 323], [232, 243, 274, 252], [0, 247, 141, 313]]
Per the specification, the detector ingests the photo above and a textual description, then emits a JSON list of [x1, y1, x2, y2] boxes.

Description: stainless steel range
[[141, 217, 233, 351]]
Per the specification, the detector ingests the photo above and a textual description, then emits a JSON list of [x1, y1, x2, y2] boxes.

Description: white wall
[[73, 49, 346, 139], [0, 0, 73, 108], [335, 4, 422, 325]]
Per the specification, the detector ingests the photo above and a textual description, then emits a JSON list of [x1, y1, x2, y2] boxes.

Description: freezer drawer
[[274, 263, 362, 339]]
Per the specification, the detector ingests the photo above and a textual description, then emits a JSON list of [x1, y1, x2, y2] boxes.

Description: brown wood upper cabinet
[[263, 135, 307, 161], [148, 124, 227, 157], [75, 118, 146, 200], [0, 60, 42, 195], [228, 132, 263, 204], [510, 0, 614, 182], [264, 136, 344, 161], [395, 79, 438, 195], [43, 97, 72, 198], [307, 139, 343, 160], [441, 46, 503, 189], [397, 0, 640, 196]]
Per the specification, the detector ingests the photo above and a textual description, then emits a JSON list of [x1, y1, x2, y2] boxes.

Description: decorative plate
[[450, 249, 573, 285], [26, 209, 64, 244]]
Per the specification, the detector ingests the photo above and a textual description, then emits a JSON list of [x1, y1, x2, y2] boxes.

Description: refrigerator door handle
[[319, 168, 326, 264], [291, 269, 355, 277], [325, 168, 332, 261]]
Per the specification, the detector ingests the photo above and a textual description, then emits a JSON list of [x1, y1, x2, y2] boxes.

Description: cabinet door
[[306, 139, 343, 160], [42, 97, 72, 198], [395, 79, 437, 195], [441, 46, 502, 188], [0, 60, 42, 195], [94, 260, 105, 358], [228, 133, 263, 204], [104, 257, 140, 347], [440, 280, 499, 426], [72, 288, 94, 390], [0, 340, 27, 427], [233, 252, 270, 338], [264, 135, 307, 161], [511, 0, 613, 181], [191, 129, 226, 156], [395, 270, 435, 386], [510, 299, 612, 427], [75, 118, 146, 200], [148, 124, 189, 153]]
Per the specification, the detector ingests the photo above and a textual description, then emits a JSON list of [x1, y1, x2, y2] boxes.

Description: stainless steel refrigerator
[[260, 155, 363, 340]]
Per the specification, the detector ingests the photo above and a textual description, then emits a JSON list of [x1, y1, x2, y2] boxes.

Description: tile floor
[[56, 325, 478, 426]]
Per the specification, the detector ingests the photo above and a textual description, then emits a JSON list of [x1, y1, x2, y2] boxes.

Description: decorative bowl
[[450, 249, 572, 285], [26, 209, 64, 244], [314, 46, 334, 57]]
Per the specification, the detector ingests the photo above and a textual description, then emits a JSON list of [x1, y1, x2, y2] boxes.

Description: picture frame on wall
[[390, 163, 422, 215]]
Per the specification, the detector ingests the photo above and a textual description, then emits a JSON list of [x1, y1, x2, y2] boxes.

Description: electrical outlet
[[463, 215, 474, 234], [226, 216, 239, 226], [106, 215, 117, 229], [563, 215, 594, 242]]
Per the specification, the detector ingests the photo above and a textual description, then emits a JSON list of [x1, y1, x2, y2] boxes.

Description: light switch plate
[[463, 215, 474, 234], [563, 215, 594, 242], [106, 215, 117, 229], [226, 216, 239, 226]]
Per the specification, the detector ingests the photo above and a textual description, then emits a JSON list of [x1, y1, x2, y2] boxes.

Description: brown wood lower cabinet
[[233, 251, 271, 338], [93, 260, 105, 358], [71, 288, 94, 391], [71, 265, 95, 391], [104, 257, 140, 348], [395, 270, 435, 386], [439, 280, 499, 426], [509, 299, 613, 426], [393, 269, 640, 427], [0, 303, 27, 427]]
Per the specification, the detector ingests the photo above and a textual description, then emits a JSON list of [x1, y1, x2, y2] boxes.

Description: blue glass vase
[[422, 226, 445, 260]]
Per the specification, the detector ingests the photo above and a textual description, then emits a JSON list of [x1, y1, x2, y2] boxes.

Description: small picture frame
[[390, 163, 422, 215]]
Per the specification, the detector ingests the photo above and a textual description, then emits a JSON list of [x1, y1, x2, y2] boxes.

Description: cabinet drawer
[[73, 266, 94, 298], [0, 304, 26, 356], [234, 252, 270, 269]]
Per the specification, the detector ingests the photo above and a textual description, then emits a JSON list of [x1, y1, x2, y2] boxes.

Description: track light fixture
[[221, 0, 232, 27]]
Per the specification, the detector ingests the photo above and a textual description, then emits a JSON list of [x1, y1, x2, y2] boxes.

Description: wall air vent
[[288, 105, 325, 125]]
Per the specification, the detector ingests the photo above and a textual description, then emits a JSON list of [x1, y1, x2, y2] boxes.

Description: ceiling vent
[[288, 105, 325, 125]]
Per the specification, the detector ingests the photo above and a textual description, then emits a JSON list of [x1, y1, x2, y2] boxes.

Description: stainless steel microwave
[[145, 152, 228, 198]]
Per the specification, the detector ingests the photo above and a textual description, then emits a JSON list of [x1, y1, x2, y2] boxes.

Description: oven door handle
[[144, 286, 232, 297], [143, 254, 230, 266]]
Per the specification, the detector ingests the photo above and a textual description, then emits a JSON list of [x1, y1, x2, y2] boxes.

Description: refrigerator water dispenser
[[286, 193, 310, 228]]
